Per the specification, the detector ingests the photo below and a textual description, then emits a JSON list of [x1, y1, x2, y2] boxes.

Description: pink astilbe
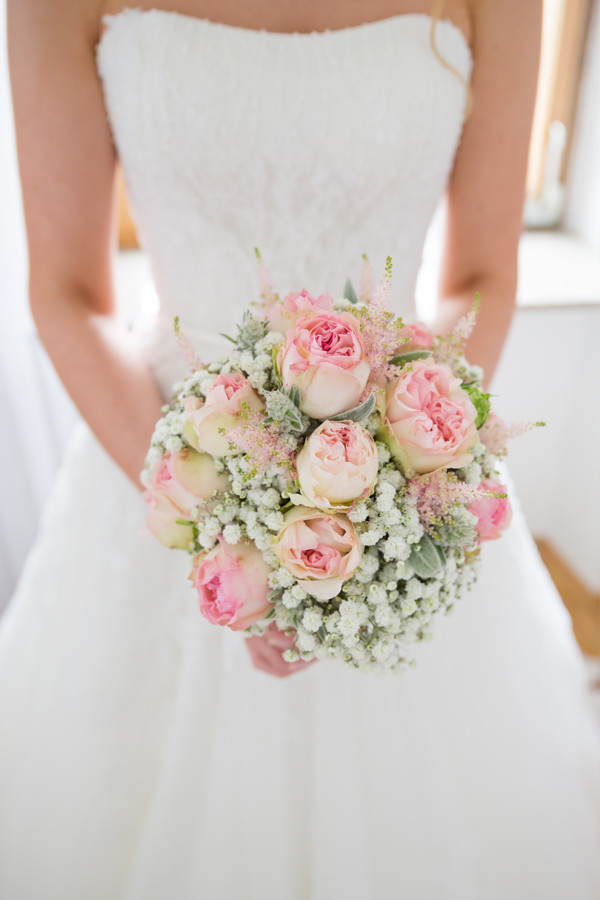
[[407, 470, 484, 535], [173, 317, 203, 372], [359, 253, 374, 304], [252, 247, 279, 312], [434, 294, 480, 365], [479, 414, 545, 459], [227, 405, 296, 485], [353, 257, 408, 393]]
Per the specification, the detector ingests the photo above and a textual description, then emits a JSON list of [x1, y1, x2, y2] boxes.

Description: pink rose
[[267, 289, 334, 335], [383, 359, 478, 475], [277, 311, 369, 419], [468, 479, 512, 543], [144, 449, 228, 549], [397, 322, 434, 352], [293, 420, 379, 511], [185, 371, 264, 457], [273, 506, 362, 600], [190, 538, 272, 630]]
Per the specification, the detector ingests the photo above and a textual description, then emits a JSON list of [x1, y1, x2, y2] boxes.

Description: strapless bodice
[[96, 9, 471, 391]]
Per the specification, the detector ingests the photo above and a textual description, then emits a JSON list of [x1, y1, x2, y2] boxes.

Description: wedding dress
[[0, 10, 598, 900]]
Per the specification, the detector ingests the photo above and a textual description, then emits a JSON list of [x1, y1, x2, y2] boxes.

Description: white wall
[[493, 304, 600, 593]]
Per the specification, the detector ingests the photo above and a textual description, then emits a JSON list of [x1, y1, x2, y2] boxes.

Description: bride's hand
[[245, 623, 316, 678]]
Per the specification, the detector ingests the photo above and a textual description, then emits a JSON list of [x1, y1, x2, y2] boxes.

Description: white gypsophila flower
[[374, 604, 393, 627], [297, 631, 317, 653], [239, 350, 254, 371], [360, 527, 385, 547], [325, 611, 341, 633], [382, 535, 411, 561], [198, 532, 217, 551], [290, 584, 307, 601], [348, 503, 369, 523], [249, 372, 268, 390], [421, 594, 440, 613], [372, 640, 392, 662], [380, 508, 402, 529], [282, 648, 300, 663], [222, 524, 242, 544], [274, 567, 295, 588], [202, 517, 221, 538], [261, 488, 280, 508], [342, 633, 360, 649], [461, 461, 483, 484], [367, 583, 387, 605], [231, 479, 244, 495], [254, 531, 272, 552], [375, 442, 392, 464], [400, 597, 418, 617], [395, 561, 414, 580], [275, 606, 295, 631], [405, 579, 424, 601], [282, 589, 301, 609], [302, 607, 324, 632], [254, 353, 272, 370], [165, 436, 184, 452], [263, 510, 284, 532], [375, 494, 394, 513]]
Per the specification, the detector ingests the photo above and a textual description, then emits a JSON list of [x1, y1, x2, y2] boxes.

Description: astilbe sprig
[[406, 470, 483, 536], [479, 415, 546, 458], [252, 246, 279, 313], [358, 253, 374, 304], [353, 257, 408, 393], [173, 316, 203, 373], [433, 294, 480, 366], [227, 403, 296, 485]]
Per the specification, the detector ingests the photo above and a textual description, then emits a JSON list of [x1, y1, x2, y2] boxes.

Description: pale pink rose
[[267, 289, 334, 336], [468, 479, 512, 543], [144, 491, 195, 551], [273, 506, 362, 600], [384, 359, 478, 475], [185, 371, 264, 457], [190, 538, 272, 630], [397, 322, 434, 352], [144, 449, 228, 549], [277, 311, 369, 419], [293, 420, 379, 511]]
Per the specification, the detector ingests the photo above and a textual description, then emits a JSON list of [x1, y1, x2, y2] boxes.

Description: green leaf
[[389, 350, 433, 366], [462, 381, 491, 429], [329, 393, 376, 422], [343, 277, 359, 304], [219, 332, 237, 344], [409, 534, 446, 578]]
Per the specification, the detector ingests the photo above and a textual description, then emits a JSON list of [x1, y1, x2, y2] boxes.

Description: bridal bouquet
[[142, 255, 535, 673]]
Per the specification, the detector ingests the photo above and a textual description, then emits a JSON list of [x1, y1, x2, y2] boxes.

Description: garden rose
[[273, 506, 362, 600], [468, 479, 512, 543], [268, 289, 334, 336], [293, 420, 379, 511], [144, 491, 195, 551], [277, 310, 369, 419], [184, 371, 264, 457], [396, 322, 434, 352], [383, 359, 478, 475], [190, 538, 272, 630], [143, 449, 228, 549]]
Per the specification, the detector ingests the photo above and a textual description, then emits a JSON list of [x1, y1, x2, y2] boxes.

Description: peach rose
[[277, 310, 369, 419], [190, 538, 272, 630], [267, 289, 334, 336], [273, 506, 362, 600], [293, 420, 379, 511], [185, 371, 264, 457], [144, 449, 228, 549], [468, 479, 512, 543], [383, 359, 478, 475]]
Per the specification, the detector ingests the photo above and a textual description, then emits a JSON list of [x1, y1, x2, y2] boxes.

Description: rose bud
[[267, 289, 334, 336], [185, 371, 264, 457], [273, 506, 362, 601]]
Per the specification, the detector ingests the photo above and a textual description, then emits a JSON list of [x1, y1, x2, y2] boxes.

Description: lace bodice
[[96, 9, 472, 391]]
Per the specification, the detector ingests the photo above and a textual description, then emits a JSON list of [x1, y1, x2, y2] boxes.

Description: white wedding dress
[[0, 10, 599, 900]]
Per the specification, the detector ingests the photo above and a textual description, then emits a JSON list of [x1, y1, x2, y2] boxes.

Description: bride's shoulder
[[7, 0, 105, 49]]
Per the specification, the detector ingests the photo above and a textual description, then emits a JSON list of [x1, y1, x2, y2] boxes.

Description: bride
[[2, 0, 599, 897]]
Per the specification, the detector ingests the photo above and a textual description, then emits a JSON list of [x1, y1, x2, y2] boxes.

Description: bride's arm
[[8, 0, 164, 486], [433, 0, 542, 384]]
